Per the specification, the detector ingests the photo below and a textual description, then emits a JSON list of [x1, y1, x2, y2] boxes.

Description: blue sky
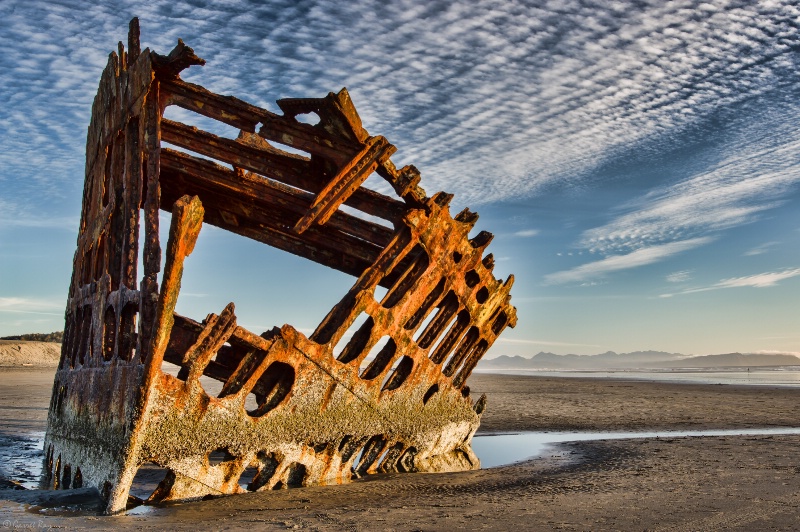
[[1, 0, 799, 356]]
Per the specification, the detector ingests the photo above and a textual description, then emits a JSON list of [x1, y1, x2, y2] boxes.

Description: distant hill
[[479, 350, 800, 370], [1, 331, 63, 343], [0, 331, 64, 367], [0, 341, 61, 367]]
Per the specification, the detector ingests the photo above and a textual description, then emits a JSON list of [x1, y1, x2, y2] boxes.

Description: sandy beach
[[1, 366, 799, 530]]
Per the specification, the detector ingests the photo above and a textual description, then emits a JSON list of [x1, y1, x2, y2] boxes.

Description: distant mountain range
[[478, 350, 800, 370]]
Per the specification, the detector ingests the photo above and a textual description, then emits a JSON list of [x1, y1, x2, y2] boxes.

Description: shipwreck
[[43, 19, 517, 514]]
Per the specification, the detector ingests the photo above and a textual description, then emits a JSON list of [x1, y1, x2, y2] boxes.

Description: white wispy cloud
[[744, 242, 779, 256], [494, 337, 602, 348], [666, 270, 693, 283], [513, 229, 539, 237], [716, 268, 800, 289], [545, 237, 712, 285], [0, 297, 63, 315], [3, 0, 800, 209], [0, 205, 78, 229], [754, 350, 800, 357], [560, 96, 800, 280], [582, 134, 800, 256], [660, 267, 800, 297]]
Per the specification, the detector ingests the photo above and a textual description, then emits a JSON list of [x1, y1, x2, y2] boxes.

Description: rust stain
[[43, 18, 517, 514]]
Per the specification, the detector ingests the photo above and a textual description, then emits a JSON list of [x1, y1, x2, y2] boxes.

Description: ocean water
[[475, 367, 800, 387], [0, 431, 44, 489]]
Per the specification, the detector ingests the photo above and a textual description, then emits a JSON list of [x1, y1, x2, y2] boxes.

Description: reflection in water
[[0, 432, 45, 489], [472, 428, 800, 468]]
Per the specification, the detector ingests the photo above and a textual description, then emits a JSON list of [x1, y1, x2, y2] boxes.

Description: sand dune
[[0, 341, 60, 367]]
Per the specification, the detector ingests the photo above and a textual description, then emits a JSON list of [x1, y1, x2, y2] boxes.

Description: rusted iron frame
[[44, 18, 517, 514], [153, 46, 516, 394], [156, 114, 419, 282], [309, 196, 516, 385], [46, 23, 162, 510]]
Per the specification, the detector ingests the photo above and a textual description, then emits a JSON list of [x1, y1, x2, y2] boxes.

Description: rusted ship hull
[[43, 19, 516, 514]]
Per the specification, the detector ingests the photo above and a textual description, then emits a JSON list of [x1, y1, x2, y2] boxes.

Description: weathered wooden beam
[[177, 303, 237, 383], [376, 160, 428, 207], [200, 208, 377, 279], [161, 118, 311, 185], [159, 158, 386, 277], [161, 78, 265, 132], [156, 185, 376, 278], [161, 118, 405, 222], [159, 148, 393, 247], [257, 117, 358, 167], [139, 78, 162, 364], [127, 19, 141, 67], [162, 119, 408, 222], [162, 78, 362, 166]]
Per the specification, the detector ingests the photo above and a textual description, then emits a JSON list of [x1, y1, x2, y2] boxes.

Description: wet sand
[[1, 368, 799, 530]]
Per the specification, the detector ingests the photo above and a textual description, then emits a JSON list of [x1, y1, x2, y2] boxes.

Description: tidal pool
[[472, 427, 800, 468]]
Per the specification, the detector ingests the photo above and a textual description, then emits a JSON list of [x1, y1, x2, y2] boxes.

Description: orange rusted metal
[[43, 18, 517, 514]]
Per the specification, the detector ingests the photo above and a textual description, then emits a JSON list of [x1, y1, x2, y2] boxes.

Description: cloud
[[565, 97, 800, 279], [660, 267, 800, 297], [666, 270, 693, 283], [545, 237, 712, 285], [744, 242, 778, 256], [3, 0, 800, 214], [494, 337, 602, 348], [716, 268, 800, 288], [0, 297, 63, 315], [754, 350, 800, 357], [513, 229, 539, 237], [581, 134, 800, 257]]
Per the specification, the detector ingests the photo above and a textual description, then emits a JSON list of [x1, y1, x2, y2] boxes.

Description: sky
[[1, 0, 799, 357]]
